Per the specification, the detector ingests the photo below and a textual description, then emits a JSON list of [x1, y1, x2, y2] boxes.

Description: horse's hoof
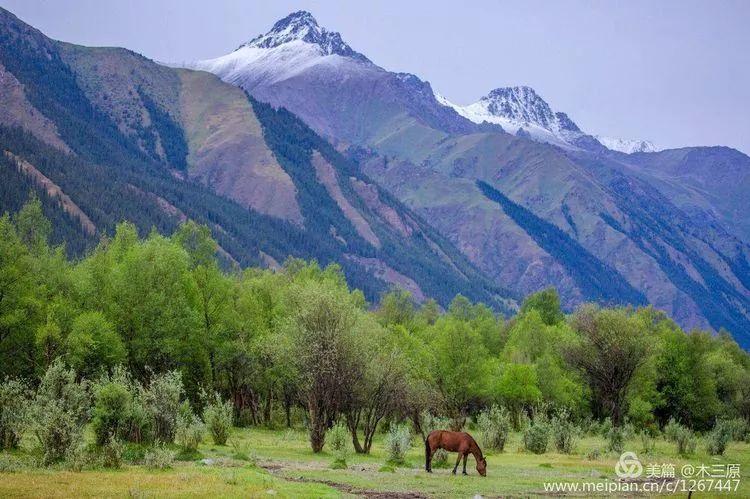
[[451, 471, 456, 475], [462, 472, 468, 476]]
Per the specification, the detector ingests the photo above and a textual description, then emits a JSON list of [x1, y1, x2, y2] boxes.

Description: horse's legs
[[452, 452, 462, 475], [426, 448, 432, 472], [462, 453, 468, 475]]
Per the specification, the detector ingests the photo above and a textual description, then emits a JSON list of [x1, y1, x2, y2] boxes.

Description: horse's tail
[[424, 435, 430, 470]]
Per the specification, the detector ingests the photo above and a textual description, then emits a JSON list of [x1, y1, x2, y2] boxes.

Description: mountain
[[594, 136, 657, 154], [190, 11, 750, 347], [437, 86, 594, 150], [0, 7, 509, 310]]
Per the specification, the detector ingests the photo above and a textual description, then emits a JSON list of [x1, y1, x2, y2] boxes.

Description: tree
[[287, 280, 365, 452], [344, 332, 409, 453], [565, 305, 653, 426], [520, 287, 564, 326], [0, 214, 39, 378], [429, 317, 493, 426], [66, 311, 125, 378]]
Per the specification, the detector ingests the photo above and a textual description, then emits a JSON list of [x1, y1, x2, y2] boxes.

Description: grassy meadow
[[2, 426, 749, 498]]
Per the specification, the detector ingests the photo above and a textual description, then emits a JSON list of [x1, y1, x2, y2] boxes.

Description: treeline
[[1, 198, 749, 457]]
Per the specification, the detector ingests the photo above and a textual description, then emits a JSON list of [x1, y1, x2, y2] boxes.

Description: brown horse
[[425, 430, 487, 476]]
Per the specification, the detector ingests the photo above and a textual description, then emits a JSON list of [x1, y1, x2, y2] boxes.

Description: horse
[[425, 430, 487, 476]]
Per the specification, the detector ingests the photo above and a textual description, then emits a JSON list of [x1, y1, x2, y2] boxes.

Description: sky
[[2, 0, 749, 153]]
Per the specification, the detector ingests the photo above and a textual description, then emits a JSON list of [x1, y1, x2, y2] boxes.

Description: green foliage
[[384, 424, 412, 466], [326, 421, 350, 468], [101, 435, 123, 469], [30, 360, 90, 464], [143, 444, 175, 470], [142, 371, 184, 443], [0, 378, 30, 449], [523, 415, 550, 454], [66, 312, 124, 378], [707, 420, 732, 456], [477, 405, 511, 452], [664, 419, 697, 455], [551, 409, 578, 454], [91, 372, 133, 445], [519, 288, 564, 326], [175, 402, 204, 451], [202, 392, 233, 446]]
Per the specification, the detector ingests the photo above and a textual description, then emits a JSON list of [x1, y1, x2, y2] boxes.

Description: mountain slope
[[191, 10, 750, 346], [0, 6, 509, 310]]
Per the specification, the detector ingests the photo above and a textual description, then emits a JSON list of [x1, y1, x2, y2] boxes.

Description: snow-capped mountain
[[594, 136, 657, 154], [188, 11, 475, 142], [437, 86, 590, 149], [188, 11, 373, 91]]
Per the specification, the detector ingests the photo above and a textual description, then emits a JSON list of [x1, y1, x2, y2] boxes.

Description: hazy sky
[[3, 0, 749, 153]]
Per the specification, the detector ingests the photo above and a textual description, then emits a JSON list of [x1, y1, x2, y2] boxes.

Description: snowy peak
[[480, 86, 582, 135], [243, 11, 369, 62], [595, 136, 657, 154]]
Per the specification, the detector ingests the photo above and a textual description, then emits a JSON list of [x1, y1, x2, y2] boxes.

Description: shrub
[[606, 426, 625, 453], [639, 431, 655, 455], [664, 418, 682, 442], [65, 442, 92, 472], [707, 420, 732, 456], [175, 402, 204, 451], [0, 378, 31, 449], [30, 360, 90, 464], [724, 418, 749, 442], [327, 421, 350, 468], [419, 410, 453, 436], [551, 409, 578, 454], [144, 444, 175, 470], [675, 427, 697, 455], [91, 370, 133, 445], [385, 423, 412, 465], [123, 392, 153, 444], [101, 435, 123, 469], [142, 371, 183, 442], [523, 414, 550, 454], [477, 405, 511, 452], [202, 392, 233, 446]]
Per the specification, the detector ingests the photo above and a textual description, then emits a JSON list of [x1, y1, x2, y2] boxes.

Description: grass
[[1, 427, 749, 497]]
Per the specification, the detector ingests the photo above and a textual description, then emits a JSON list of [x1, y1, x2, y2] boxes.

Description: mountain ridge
[[188, 10, 750, 347]]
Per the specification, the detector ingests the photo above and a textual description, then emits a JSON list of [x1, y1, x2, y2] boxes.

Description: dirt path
[[259, 462, 428, 498]]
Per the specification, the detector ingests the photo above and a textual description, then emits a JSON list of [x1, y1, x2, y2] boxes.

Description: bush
[[327, 421, 350, 468], [724, 418, 749, 442], [606, 426, 625, 453], [202, 392, 233, 446], [477, 405, 511, 452], [91, 370, 133, 445], [30, 360, 90, 465], [142, 371, 183, 442], [176, 402, 204, 451], [675, 427, 697, 455], [707, 420, 732, 456], [419, 410, 452, 436], [664, 418, 681, 442], [523, 415, 550, 454], [551, 409, 578, 454], [0, 378, 31, 449], [101, 435, 123, 469], [385, 423, 412, 465], [639, 431, 655, 455], [144, 444, 175, 470], [65, 442, 92, 472]]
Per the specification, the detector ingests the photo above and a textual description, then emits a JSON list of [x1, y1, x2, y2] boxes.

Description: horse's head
[[477, 457, 487, 477]]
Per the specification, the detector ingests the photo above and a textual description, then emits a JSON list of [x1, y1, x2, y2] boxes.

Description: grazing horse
[[425, 430, 487, 476]]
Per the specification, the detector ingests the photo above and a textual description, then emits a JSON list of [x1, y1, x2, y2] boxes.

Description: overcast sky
[[2, 0, 749, 153]]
